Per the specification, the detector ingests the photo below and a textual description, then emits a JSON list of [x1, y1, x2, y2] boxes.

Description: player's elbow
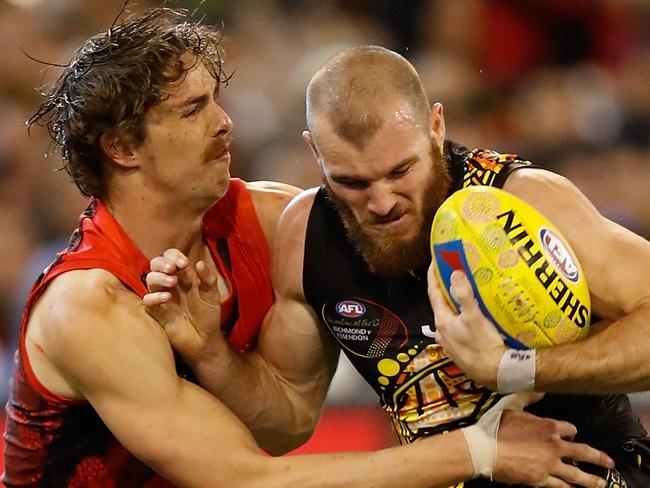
[[260, 401, 322, 455], [256, 421, 317, 456]]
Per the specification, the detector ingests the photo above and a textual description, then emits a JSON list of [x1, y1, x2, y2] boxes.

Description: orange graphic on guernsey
[[388, 345, 493, 432], [463, 159, 507, 187], [474, 154, 502, 172]]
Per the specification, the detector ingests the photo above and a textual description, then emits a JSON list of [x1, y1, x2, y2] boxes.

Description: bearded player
[[144, 46, 643, 487]]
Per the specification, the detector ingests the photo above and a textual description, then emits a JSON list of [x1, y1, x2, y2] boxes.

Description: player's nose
[[366, 182, 397, 217], [210, 102, 233, 138]]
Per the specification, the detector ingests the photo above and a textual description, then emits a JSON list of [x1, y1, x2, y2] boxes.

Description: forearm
[[536, 302, 650, 393], [115, 377, 470, 488], [191, 347, 322, 454], [141, 363, 472, 488], [246, 431, 471, 488]]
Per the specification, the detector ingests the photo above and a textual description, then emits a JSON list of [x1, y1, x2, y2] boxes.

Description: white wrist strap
[[461, 393, 532, 479], [461, 423, 496, 479], [497, 348, 536, 393]]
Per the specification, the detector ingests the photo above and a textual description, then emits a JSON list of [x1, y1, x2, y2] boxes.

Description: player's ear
[[430, 102, 446, 149], [100, 133, 140, 169], [302, 130, 323, 169]]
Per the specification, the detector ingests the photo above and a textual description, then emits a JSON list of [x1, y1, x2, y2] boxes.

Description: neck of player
[[104, 183, 213, 263]]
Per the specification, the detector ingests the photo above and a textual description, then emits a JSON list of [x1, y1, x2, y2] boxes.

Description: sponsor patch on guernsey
[[335, 300, 367, 318], [539, 228, 579, 283], [323, 298, 408, 358]]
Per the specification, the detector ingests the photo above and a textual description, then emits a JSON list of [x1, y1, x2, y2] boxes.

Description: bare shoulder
[[247, 180, 302, 197], [270, 188, 319, 297], [503, 167, 576, 202], [30, 268, 130, 341], [246, 180, 302, 214], [503, 167, 604, 223], [275, 187, 319, 242], [27, 268, 167, 395], [246, 180, 303, 245], [503, 166, 605, 237], [28, 268, 148, 360]]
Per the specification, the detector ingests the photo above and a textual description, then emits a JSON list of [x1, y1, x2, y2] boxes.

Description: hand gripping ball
[[430, 186, 590, 349]]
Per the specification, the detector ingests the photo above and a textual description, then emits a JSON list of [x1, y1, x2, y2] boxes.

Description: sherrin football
[[430, 186, 590, 349]]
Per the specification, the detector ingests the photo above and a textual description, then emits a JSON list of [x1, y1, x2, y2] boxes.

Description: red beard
[[324, 150, 451, 277]]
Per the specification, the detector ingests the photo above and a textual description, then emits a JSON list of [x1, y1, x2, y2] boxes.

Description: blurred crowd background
[[1, 0, 650, 451]]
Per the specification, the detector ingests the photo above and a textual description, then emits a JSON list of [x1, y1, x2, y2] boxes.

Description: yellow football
[[430, 186, 590, 349]]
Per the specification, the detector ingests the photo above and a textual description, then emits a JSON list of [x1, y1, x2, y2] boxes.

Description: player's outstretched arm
[[144, 188, 340, 455], [27, 269, 612, 487]]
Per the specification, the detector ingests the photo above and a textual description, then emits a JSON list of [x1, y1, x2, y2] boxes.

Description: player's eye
[[182, 97, 208, 118], [183, 106, 200, 118], [390, 164, 412, 177], [337, 179, 369, 189]]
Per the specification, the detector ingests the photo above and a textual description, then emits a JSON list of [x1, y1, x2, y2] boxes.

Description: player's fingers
[[551, 419, 578, 441], [196, 260, 220, 294], [547, 461, 609, 488], [150, 256, 177, 274], [450, 270, 481, 317], [532, 475, 569, 488], [434, 329, 454, 352], [427, 264, 456, 322], [560, 441, 615, 470], [143, 291, 172, 308], [162, 248, 189, 269], [146, 271, 178, 292]]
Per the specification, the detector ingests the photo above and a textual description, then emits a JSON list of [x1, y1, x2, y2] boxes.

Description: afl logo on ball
[[539, 228, 579, 283], [336, 300, 367, 318]]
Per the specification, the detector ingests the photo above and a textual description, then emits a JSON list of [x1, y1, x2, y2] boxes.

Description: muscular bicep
[[585, 217, 650, 317], [504, 169, 650, 319], [259, 295, 340, 399], [34, 270, 261, 487], [259, 188, 339, 405]]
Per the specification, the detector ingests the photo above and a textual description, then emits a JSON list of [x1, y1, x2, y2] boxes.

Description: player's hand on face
[[496, 409, 614, 488], [143, 248, 223, 362], [427, 264, 504, 389]]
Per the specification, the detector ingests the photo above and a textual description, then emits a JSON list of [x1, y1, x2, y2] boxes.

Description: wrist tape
[[460, 392, 532, 479], [461, 422, 497, 479], [497, 348, 536, 393]]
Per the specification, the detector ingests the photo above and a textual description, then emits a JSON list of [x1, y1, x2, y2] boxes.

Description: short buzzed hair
[[306, 45, 430, 150]]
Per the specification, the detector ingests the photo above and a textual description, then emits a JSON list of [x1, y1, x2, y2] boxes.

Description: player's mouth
[[214, 145, 230, 161], [206, 137, 232, 163], [368, 212, 411, 232]]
